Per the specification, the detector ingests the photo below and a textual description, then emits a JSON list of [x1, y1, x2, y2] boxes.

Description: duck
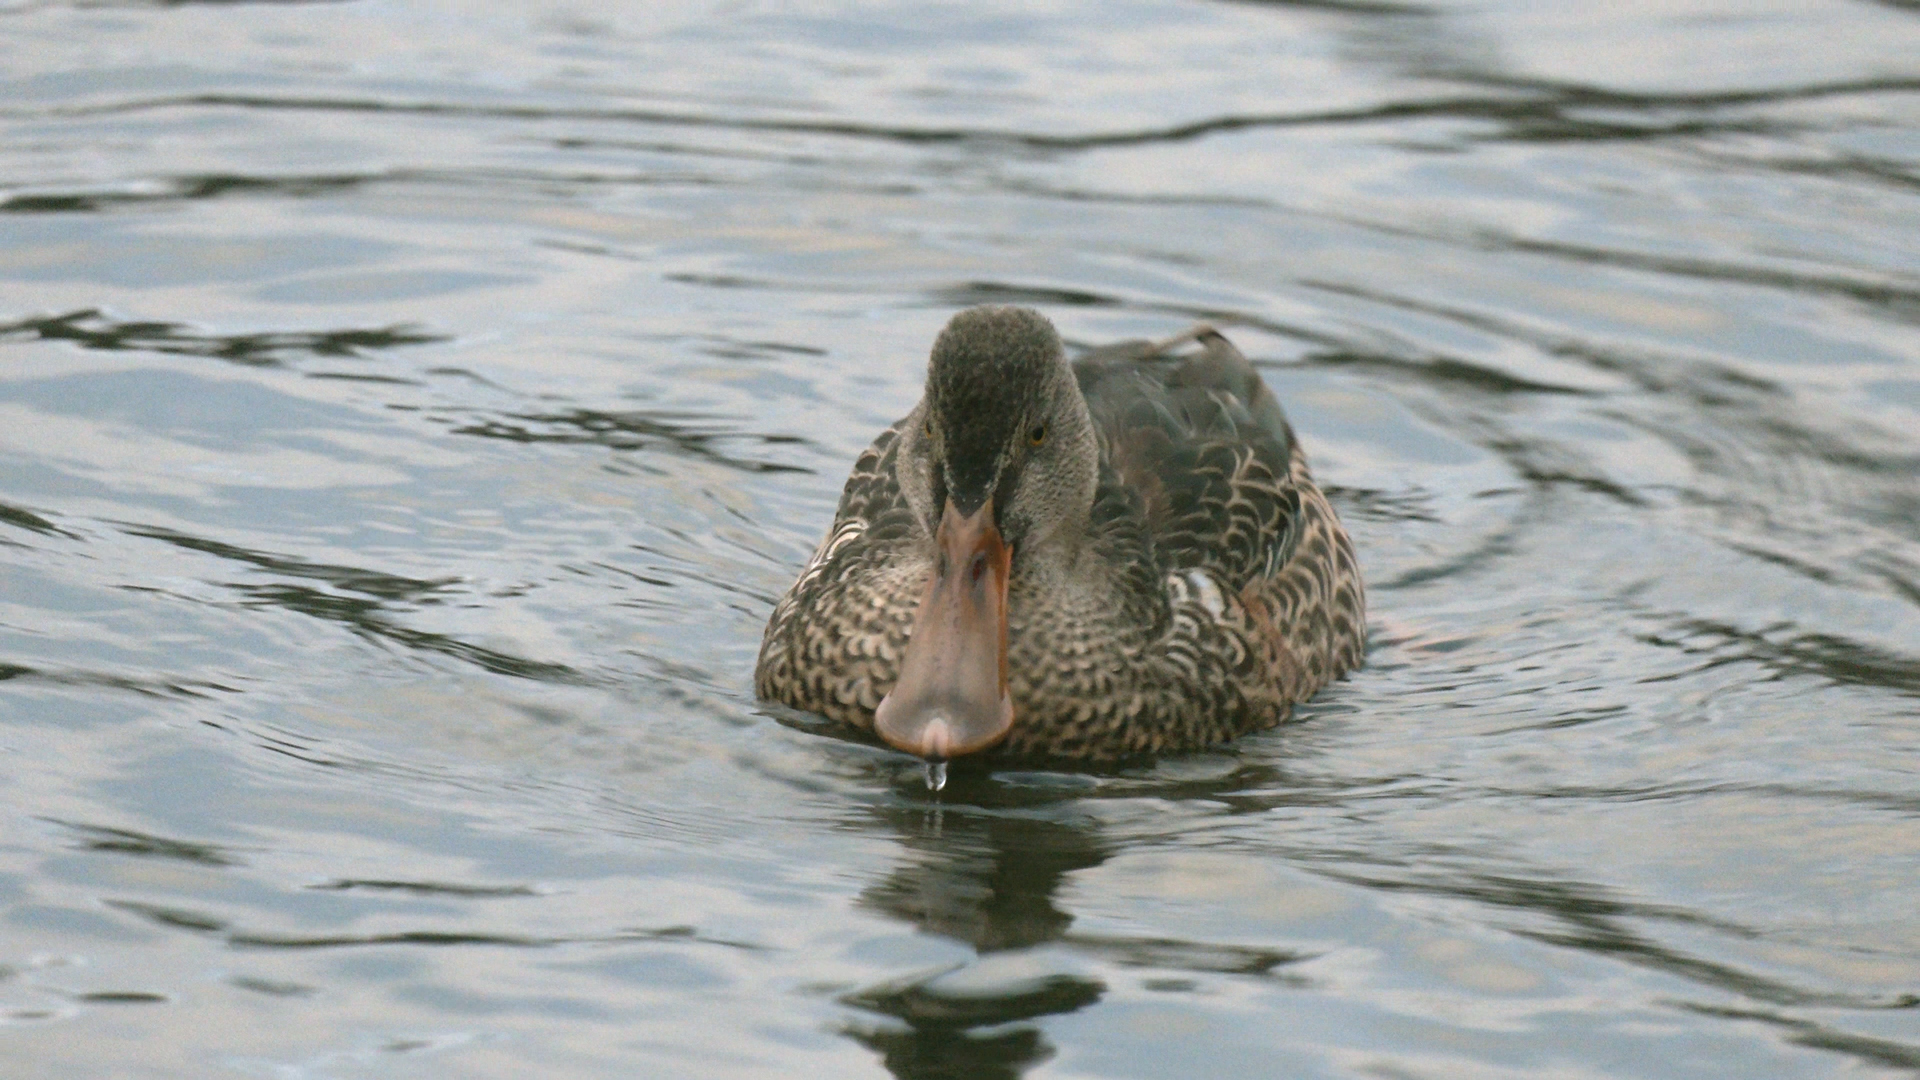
[[755, 305, 1365, 762]]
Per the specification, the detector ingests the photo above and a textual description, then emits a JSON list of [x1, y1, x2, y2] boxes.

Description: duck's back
[[1074, 329, 1366, 698]]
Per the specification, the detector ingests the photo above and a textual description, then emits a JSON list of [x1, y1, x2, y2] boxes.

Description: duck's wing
[[784, 420, 921, 609], [755, 421, 921, 725], [1074, 328, 1303, 592], [831, 421, 916, 538]]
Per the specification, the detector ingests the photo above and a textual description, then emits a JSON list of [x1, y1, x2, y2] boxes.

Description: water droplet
[[924, 760, 948, 792]]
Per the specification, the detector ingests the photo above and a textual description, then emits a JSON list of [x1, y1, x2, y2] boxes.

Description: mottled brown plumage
[[755, 306, 1365, 762]]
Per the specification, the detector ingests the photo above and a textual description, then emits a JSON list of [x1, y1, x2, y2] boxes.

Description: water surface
[[3, 1, 1919, 1076]]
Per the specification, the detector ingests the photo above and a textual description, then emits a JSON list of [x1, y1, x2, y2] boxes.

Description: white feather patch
[[1182, 569, 1225, 618]]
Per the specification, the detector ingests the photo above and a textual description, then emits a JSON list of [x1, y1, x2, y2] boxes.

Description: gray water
[[3, 1, 1919, 1076]]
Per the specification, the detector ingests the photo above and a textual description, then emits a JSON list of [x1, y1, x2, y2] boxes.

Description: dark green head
[[919, 307, 1087, 530]]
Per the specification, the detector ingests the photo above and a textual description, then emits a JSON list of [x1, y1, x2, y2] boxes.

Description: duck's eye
[[1028, 423, 1047, 447]]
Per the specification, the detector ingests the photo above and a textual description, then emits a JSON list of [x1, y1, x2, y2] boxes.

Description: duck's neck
[[1006, 510, 1168, 651]]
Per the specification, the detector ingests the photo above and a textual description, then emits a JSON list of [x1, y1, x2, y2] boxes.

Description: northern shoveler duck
[[756, 306, 1365, 762]]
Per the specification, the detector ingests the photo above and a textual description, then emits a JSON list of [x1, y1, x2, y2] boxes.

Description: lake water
[[3, 1, 1919, 1076]]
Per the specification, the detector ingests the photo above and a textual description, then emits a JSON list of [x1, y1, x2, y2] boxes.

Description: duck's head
[[876, 306, 1099, 760]]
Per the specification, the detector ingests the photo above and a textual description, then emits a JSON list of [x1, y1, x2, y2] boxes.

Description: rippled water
[[4, 1, 1919, 1076]]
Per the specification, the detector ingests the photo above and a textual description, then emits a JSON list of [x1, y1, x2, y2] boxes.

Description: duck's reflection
[[839, 770, 1111, 1079], [840, 959, 1105, 1080], [827, 751, 1323, 1078], [859, 794, 1107, 951], [842, 1023, 1053, 1080]]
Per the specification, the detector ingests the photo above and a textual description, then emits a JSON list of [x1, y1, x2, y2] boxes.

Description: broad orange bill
[[874, 498, 1014, 759]]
